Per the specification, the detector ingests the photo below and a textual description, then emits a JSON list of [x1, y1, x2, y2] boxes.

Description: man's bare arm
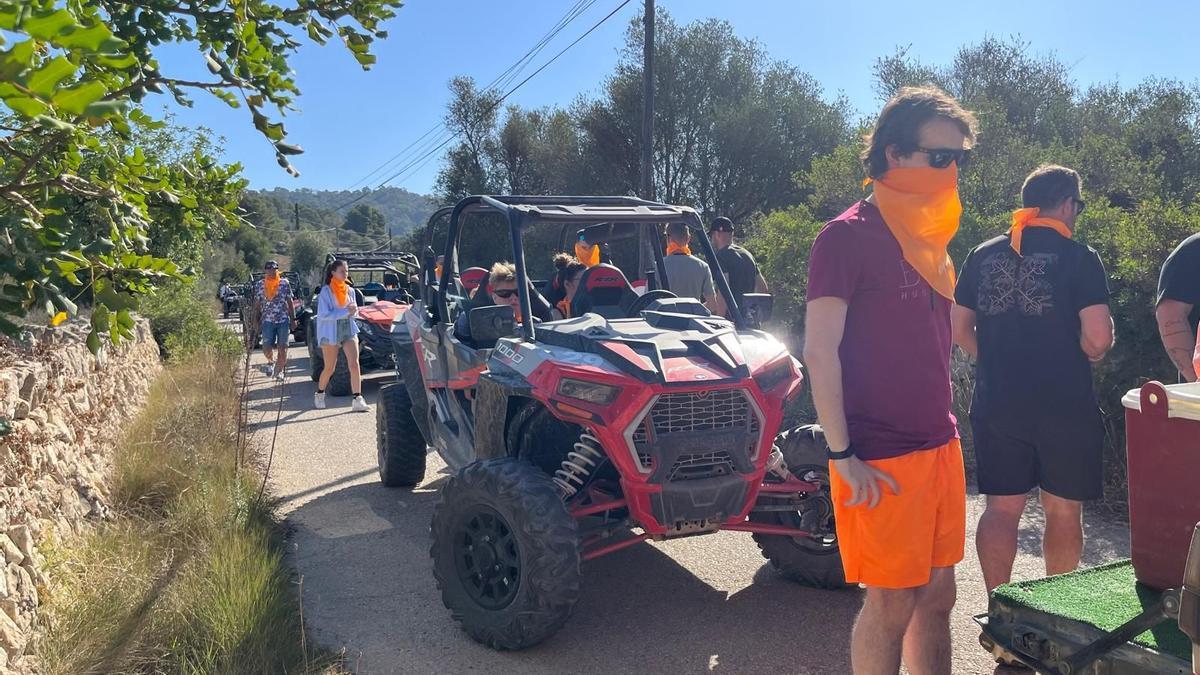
[[803, 297, 898, 507], [803, 297, 851, 451], [1079, 304, 1115, 362], [1157, 299, 1197, 381], [754, 271, 769, 293], [951, 304, 978, 359]]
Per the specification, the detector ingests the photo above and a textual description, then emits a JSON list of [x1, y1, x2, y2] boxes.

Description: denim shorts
[[261, 320, 290, 348]]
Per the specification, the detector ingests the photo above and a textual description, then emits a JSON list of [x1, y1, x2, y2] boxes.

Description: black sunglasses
[[1074, 197, 1086, 214], [492, 288, 518, 299], [916, 147, 971, 169]]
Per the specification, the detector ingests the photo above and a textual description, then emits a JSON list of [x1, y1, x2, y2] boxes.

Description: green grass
[[36, 352, 339, 674], [992, 559, 1191, 660]]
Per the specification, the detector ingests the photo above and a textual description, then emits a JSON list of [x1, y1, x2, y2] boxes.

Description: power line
[[344, 0, 600, 191], [368, 0, 635, 195]]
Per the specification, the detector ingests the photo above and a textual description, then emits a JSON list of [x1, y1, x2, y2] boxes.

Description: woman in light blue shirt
[[314, 259, 369, 412]]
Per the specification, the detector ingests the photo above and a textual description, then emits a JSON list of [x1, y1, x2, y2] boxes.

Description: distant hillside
[[252, 187, 439, 237]]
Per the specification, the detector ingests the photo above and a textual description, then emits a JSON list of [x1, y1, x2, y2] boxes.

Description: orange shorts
[[830, 439, 966, 589]]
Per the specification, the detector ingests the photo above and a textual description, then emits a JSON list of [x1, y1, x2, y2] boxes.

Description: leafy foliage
[[139, 280, 240, 360], [0, 0, 402, 350], [289, 230, 328, 278], [343, 202, 385, 236]]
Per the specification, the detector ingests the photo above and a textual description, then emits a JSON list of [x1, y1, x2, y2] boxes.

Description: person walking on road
[[662, 221, 725, 316], [254, 260, 296, 382], [1156, 232, 1200, 382], [709, 216, 767, 315], [314, 259, 369, 412], [952, 165, 1114, 596], [804, 85, 977, 675]]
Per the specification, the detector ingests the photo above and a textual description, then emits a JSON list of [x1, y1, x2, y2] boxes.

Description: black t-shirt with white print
[[955, 228, 1110, 423]]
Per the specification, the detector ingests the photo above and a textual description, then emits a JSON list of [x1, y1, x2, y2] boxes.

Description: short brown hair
[[666, 221, 690, 242], [489, 262, 517, 284], [861, 85, 979, 179], [1021, 164, 1082, 210]]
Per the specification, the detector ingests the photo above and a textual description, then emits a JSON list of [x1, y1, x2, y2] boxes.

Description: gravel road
[[242, 342, 1131, 675]]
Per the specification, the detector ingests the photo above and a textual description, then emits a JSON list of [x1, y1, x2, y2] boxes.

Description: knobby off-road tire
[[292, 317, 307, 344], [431, 459, 581, 650], [751, 424, 851, 589], [376, 383, 426, 487]]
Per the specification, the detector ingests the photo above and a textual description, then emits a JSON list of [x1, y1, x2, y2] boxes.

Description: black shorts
[[969, 409, 1105, 501]]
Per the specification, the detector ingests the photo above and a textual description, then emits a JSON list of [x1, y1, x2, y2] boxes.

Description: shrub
[[140, 280, 241, 361]]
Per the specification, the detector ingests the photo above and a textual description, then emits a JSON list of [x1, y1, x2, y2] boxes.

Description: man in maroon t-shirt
[[804, 86, 977, 675]]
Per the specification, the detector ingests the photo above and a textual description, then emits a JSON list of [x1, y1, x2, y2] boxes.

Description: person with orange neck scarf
[[804, 86, 977, 675], [661, 221, 724, 316], [314, 259, 369, 412], [951, 165, 1113, 601], [253, 260, 296, 382]]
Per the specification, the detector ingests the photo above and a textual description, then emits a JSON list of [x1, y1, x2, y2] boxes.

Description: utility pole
[[638, 0, 656, 286], [640, 0, 654, 202], [293, 203, 300, 230]]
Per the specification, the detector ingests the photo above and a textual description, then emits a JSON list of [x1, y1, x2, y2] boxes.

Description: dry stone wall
[[0, 319, 160, 673]]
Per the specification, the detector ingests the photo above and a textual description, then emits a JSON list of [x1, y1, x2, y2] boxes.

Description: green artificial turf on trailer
[[992, 559, 1191, 661]]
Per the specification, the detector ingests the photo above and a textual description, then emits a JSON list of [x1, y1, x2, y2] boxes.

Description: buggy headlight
[[753, 360, 795, 393], [557, 377, 620, 405]]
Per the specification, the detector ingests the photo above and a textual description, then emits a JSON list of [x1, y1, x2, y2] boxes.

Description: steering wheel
[[625, 289, 677, 317]]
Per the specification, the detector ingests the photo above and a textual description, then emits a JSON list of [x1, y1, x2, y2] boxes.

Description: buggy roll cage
[[430, 195, 746, 342], [324, 250, 420, 274]]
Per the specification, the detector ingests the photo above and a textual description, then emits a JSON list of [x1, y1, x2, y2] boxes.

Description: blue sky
[[159, 0, 1198, 196]]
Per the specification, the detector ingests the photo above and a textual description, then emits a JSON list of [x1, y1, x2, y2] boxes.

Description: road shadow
[[287, 477, 859, 674]]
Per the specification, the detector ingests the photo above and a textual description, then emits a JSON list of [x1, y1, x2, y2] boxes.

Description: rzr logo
[[591, 275, 620, 285], [495, 342, 524, 364]]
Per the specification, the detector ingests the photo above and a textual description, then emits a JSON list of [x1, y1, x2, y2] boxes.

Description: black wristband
[[826, 443, 856, 460]]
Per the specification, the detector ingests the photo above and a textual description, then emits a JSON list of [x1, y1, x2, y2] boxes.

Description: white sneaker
[[260, 364, 274, 376], [351, 395, 370, 413], [314, 392, 326, 409], [273, 370, 285, 382]]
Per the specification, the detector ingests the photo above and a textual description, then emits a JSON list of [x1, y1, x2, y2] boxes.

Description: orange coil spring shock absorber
[[553, 432, 605, 497]]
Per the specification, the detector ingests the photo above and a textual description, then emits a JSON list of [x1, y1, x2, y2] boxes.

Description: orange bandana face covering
[[1009, 207, 1072, 255], [870, 165, 962, 300], [263, 275, 280, 301], [666, 241, 692, 256], [329, 277, 349, 308], [575, 240, 601, 267]]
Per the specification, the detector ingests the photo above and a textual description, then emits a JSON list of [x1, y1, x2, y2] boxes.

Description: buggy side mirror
[[739, 293, 774, 328], [469, 305, 516, 344], [1180, 521, 1200, 671]]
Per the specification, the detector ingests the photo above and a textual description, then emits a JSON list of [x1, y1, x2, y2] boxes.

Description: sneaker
[[273, 370, 285, 382], [314, 392, 326, 409], [351, 395, 370, 413], [260, 364, 274, 376]]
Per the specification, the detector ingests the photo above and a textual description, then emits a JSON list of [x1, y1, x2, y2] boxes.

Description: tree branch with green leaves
[[0, 0, 402, 348]]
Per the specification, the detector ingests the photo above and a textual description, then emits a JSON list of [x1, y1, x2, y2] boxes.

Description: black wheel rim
[[783, 464, 838, 554], [453, 505, 521, 610]]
